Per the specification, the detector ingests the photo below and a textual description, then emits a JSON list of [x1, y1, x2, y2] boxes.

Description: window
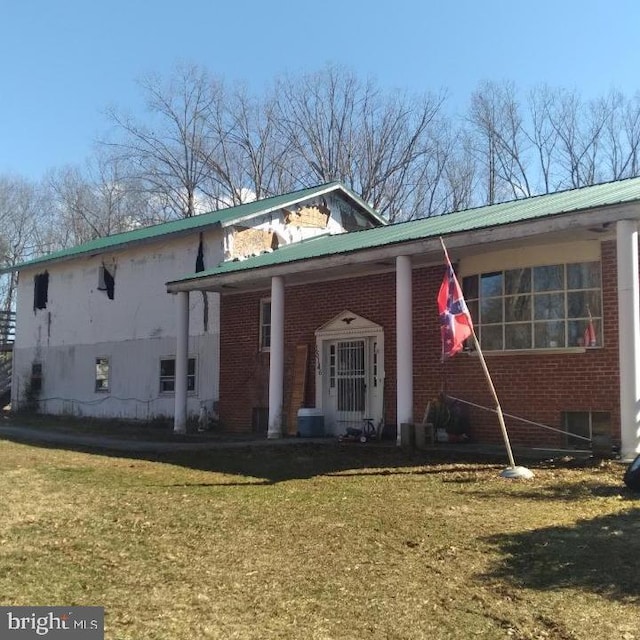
[[259, 299, 271, 351], [95, 357, 110, 392], [563, 411, 610, 449], [462, 261, 602, 351], [33, 272, 49, 310], [329, 344, 336, 388], [159, 357, 196, 394], [373, 341, 378, 388]]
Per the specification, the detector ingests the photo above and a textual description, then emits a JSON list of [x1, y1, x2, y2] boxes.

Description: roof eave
[[0, 221, 223, 275]]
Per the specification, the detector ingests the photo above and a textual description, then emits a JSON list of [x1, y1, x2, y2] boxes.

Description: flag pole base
[[500, 466, 535, 479]]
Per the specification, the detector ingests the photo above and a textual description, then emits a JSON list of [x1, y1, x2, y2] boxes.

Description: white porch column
[[268, 276, 285, 439], [173, 291, 189, 434], [396, 255, 413, 446], [617, 220, 640, 460]]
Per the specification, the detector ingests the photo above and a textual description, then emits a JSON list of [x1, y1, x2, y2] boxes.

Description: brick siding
[[220, 240, 621, 448]]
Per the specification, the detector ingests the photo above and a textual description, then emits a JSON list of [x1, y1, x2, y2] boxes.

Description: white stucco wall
[[12, 229, 222, 421], [10, 191, 376, 423]]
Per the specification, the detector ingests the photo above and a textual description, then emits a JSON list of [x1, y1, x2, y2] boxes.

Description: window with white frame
[[462, 261, 602, 351], [95, 357, 110, 392], [259, 299, 271, 351], [159, 357, 196, 394]]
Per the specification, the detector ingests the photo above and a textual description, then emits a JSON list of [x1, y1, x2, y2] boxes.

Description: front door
[[334, 339, 367, 429], [322, 337, 382, 435], [315, 311, 384, 436]]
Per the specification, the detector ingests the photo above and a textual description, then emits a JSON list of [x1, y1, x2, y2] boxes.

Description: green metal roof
[[169, 176, 640, 284], [2, 181, 385, 274]]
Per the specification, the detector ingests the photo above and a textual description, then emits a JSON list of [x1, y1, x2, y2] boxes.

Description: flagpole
[[438, 237, 533, 479], [468, 328, 517, 469]]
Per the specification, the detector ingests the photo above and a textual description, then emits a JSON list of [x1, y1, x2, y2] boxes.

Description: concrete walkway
[[0, 422, 597, 462], [0, 424, 335, 453]]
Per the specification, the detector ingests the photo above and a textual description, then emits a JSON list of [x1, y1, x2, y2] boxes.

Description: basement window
[[98, 266, 115, 300], [159, 357, 196, 394], [562, 411, 610, 449], [259, 298, 271, 351], [95, 357, 110, 392], [33, 272, 49, 310]]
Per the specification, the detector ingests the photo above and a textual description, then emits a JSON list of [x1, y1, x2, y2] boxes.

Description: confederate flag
[[437, 242, 474, 359]]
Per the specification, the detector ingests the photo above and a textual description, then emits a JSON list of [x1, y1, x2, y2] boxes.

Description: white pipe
[[174, 291, 189, 434], [396, 255, 413, 445]]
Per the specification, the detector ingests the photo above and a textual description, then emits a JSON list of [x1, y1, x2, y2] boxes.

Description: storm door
[[334, 339, 366, 428]]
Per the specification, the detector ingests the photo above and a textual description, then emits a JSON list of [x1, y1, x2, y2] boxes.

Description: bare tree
[[526, 84, 562, 193], [467, 81, 534, 204], [226, 88, 300, 201], [440, 130, 478, 212], [599, 89, 640, 180], [271, 65, 447, 221], [47, 152, 154, 248], [38, 68, 640, 248], [196, 85, 299, 207], [105, 63, 224, 219], [466, 82, 640, 202], [0, 175, 49, 312], [545, 89, 612, 188]]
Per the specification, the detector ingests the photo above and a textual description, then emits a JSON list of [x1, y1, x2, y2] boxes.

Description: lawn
[[0, 436, 638, 640]]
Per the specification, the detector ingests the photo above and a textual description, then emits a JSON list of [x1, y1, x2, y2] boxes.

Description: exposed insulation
[[284, 204, 330, 228], [231, 227, 275, 258]]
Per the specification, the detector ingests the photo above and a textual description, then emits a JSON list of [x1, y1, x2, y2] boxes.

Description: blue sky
[[2, 0, 640, 180]]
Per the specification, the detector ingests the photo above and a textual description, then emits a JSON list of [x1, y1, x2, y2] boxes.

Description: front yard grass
[[0, 438, 638, 639]]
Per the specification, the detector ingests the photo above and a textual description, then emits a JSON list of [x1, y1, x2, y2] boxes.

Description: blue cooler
[[297, 408, 325, 437]]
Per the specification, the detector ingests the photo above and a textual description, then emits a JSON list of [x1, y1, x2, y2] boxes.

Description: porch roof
[[167, 176, 640, 293]]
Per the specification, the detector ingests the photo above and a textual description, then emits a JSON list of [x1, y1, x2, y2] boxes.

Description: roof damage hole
[[98, 265, 115, 300], [196, 233, 205, 273], [195, 235, 208, 330], [33, 271, 49, 311]]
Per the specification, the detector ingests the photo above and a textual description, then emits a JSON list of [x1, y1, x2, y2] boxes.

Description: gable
[[315, 310, 383, 337], [223, 190, 381, 261]]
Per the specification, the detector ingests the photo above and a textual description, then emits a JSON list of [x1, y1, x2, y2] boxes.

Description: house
[[166, 177, 640, 461], [4, 183, 385, 430]]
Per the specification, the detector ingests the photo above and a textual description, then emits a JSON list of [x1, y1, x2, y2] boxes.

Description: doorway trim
[[314, 310, 385, 434]]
